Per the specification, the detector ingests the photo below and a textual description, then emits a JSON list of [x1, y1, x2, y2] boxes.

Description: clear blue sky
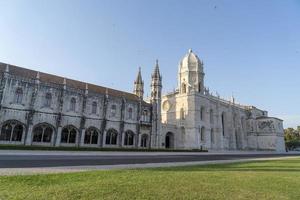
[[0, 0, 299, 128]]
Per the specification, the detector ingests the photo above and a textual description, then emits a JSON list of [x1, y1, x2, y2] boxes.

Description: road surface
[[0, 151, 298, 168]]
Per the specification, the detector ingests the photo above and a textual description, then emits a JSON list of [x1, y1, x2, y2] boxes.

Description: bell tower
[[178, 49, 204, 94], [151, 60, 162, 148]]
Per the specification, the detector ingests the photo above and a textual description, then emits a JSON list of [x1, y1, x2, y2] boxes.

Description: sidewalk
[[0, 149, 297, 156]]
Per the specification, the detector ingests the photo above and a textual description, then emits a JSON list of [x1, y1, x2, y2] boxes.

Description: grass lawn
[[0, 158, 300, 200]]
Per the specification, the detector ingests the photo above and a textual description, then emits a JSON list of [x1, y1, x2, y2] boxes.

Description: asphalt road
[[0, 153, 298, 168]]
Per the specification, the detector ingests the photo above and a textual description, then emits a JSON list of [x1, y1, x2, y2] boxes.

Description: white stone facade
[[161, 50, 285, 152], [0, 49, 285, 152]]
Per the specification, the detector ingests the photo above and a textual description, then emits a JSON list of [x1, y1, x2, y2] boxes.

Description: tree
[[284, 126, 300, 150]]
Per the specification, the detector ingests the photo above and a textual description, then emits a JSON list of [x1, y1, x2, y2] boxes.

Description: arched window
[[200, 107, 205, 121], [33, 124, 53, 143], [221, 112, 226, 136], [105, 129, 118, 145], [200, 127, 205, 142], [111, 105, 117, 117], [84, 128, 99, 144], [44, 93, 52, 107], [0, 121, 23, 142], [128, 107, 133, 120], [92, 102, 97, 114], [182, 83, 187, 93], [210, 109, 214, 124], [124, 130, 134, 146], [14, 88, 23, 104], [140, 134, 148, 148], [70, 98, 76, 111], [61, 126, 77, 144]]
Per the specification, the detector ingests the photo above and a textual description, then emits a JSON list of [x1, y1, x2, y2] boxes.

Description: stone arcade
[[0, 50, 285, 151]]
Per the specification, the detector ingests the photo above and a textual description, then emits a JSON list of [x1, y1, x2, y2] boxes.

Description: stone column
[[80, 128, 86, 147], [55, 127, 62, 146], [98, 131, 103, 148], [25, 124, 33, 146]]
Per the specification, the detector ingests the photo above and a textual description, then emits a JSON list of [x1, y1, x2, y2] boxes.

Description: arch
[[0, 120, 24, 142], [84, 127, 100, 145], [44, 93, 52, 107], [32, 123, 54, 143], [91, 102, 97, 114], [124, 130, 134, 146], [200, 106, 205, 121], [165, 132, 174, 149], [14, 88, 23, 104], [70, 98, 76, 111], [61, 125, 77, 144], [140, 134, 148, 148], [105, 128, 118, 145], [200, 126, 205, 142]]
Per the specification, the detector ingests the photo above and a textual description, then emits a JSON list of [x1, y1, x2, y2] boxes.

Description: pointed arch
[[70, 98, 76, 111], [105, 128, 118, 145], [61, 125, 78, 144], [84, 127, 100, 145], [165, 132, 174, 148], [124, 130, 135, 146], [0, 120, 25, 142], [14, 88, 23, 104], [91, 102, 97, 114], [32, 123, 55, 143]]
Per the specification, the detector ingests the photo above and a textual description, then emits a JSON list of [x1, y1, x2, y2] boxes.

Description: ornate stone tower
[[133, 67, 144, 99], [151, 60, 162, 148], [178, 49, 204, 94]]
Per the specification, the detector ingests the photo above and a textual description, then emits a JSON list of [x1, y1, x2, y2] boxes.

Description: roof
[[179, 49, 203, 73], [0, 62, 144, 102]]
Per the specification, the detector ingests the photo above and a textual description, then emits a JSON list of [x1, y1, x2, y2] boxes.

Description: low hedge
[[0, 144, 208, 152]]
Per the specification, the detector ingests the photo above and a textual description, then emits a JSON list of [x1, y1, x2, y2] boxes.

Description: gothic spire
[[135, 67, 143, 85], [152, 59, 161, 80], [134, 67, 144, 99]]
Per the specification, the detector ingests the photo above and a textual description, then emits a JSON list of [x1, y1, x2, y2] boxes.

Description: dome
[[179, 49, 203, 72]]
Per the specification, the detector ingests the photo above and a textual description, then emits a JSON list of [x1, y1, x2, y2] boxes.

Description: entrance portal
[[165, 132, 174, 148]]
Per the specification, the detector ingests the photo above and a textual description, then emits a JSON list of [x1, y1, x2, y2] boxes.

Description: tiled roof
[[0, 62, 143, 102]]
